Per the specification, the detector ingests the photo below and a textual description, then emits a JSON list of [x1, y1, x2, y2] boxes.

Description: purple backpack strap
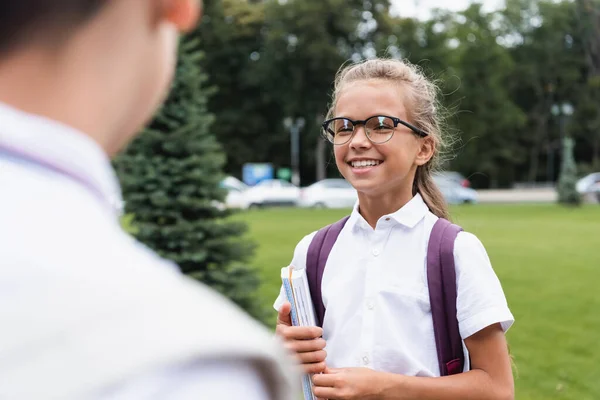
[[427, 218, 464, 376], [306, 216, 350, 327]]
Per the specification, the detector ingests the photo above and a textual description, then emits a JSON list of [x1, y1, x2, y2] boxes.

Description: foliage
[[114, 38, 267, 322], [196, 0, 600, 188]]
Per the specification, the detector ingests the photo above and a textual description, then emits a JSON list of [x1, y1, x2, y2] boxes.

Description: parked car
[[221, 176, 248, 192], [433, 173, 478, 204], [576, 172, 600, 202], [576, 172, 600, 194], [299, 178, 358, 208], [217, 176, 249, 209], [434, 171, 471, 188], [222, 187, 248, 210], [243, 179, 300, 208]]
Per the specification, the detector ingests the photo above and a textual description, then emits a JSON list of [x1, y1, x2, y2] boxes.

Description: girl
[[275, 58, 515, 400]]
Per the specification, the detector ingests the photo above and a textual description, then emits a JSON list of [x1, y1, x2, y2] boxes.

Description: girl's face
[[333, 79, 432, 201]]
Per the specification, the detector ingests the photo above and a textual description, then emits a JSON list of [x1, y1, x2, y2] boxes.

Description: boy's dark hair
[[0, 0, 105, 56]]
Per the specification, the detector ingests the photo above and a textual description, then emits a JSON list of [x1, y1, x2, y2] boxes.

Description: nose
[[349, 125, 371, 149]]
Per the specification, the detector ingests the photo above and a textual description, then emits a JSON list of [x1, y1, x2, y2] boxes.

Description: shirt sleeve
[[454, 232, 515, 339], [96, 360, 270, 400], [273, 231, 317, 312]]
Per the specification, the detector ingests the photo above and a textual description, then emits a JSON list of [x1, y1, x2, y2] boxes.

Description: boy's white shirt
[[275, 193, 514, 376], [0, 102, 299, 399]]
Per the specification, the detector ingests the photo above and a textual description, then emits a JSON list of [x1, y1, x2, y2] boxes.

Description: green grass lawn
[[233, 204, 600, 400]]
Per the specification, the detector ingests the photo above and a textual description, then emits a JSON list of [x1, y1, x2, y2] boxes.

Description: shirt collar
[[0, 102, 123, 216], [348, 193, 429, 231]]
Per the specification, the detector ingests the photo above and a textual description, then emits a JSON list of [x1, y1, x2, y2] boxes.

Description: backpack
[[305, 217, 465, 376]]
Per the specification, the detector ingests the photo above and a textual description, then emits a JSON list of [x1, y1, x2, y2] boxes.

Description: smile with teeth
[[350, 160, 382, 168]]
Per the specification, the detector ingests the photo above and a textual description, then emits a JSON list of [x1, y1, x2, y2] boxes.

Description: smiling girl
[[275, 58, 515, 400]]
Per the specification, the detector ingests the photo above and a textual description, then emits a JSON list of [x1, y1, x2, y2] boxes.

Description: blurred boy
[[0, 1, 298, 398]]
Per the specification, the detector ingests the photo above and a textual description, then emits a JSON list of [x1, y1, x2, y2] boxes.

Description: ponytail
[[414, 165, 450, 221]]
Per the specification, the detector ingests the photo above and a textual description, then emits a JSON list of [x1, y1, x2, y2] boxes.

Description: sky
[[390, 0, 506, 19]]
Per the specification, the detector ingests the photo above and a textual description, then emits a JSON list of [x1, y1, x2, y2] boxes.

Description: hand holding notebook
[[278, 266, 325, 400]]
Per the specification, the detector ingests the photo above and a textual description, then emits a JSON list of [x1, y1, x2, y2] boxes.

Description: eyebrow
[[333, 111, 405, 119]]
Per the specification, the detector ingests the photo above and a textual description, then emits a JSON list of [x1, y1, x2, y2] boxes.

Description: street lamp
[[551, 102, 574, 141], [548, 102, 575, 182], [284, 117, 305, 187]]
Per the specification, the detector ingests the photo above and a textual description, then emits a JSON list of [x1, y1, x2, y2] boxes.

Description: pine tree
[[113, 39, 266, 322], [557, 137, 582, 206]]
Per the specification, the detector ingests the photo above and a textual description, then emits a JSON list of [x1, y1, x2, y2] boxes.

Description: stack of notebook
[[281, 266, 318, 400]]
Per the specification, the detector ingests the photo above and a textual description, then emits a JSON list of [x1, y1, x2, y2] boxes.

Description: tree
[[444, 4, 526, 188], [557, 137, 582, 205], [194, 0, 284, 178], [574, 76, 600, 171], [113, 39, 266, 322], [191, 0, 597, 189], [502, 0, 584, 184], [255, 0, 394, 183], [575, 0, 600, 170], [197, 0, 394, 184]]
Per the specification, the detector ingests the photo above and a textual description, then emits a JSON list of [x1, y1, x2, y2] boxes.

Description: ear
[[415, 136, 435, 166], [162, 0, 202, 32]]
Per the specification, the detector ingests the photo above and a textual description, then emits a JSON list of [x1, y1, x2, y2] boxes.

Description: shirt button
[[362, 355, 370, 365], [372, 248, 380, 256], [367, 300, 375, 310]]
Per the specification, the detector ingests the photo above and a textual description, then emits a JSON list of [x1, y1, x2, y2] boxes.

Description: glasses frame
[[321, 115, 427, 145]]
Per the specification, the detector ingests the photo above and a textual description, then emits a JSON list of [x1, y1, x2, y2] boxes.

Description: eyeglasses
[[321, 115, 427, 145]]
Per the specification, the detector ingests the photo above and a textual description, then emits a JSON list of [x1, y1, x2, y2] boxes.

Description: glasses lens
[[324, 118, 354, 144], [366, 116, 395, 143]]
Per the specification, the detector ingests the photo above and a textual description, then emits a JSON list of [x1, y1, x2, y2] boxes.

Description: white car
[[434, 171, 472, 188], [298, 179, 358, 208], [222, 186, 249, 209], [576, 172, 600, 203], [433, 173, 478, 204], [576, 172, 600, 194], [243, 179, 300, 208], [222, 176, 248, 192], [217, 176, 250, 209]]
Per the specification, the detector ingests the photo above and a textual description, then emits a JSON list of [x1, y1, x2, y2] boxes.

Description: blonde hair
[[327, 58, 452, 220]]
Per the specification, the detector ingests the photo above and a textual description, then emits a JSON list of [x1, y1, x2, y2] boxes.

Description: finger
[[303, 361, 326, 374], [296, 349, 327, 364], [324, 367, 342, 374], [312, 372, 337, 387], [313, 386, 340, 399], [287, 338, 326, 353], [277, 302, 292, 326], [278, 325, 323, 340], [282, 343, 325, 363]]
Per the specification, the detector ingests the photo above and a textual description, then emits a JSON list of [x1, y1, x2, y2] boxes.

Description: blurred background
[[114, 0, 600, 399]]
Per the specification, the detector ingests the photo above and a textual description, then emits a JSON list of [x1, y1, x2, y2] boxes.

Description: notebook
[[281, 266, 318, 400]]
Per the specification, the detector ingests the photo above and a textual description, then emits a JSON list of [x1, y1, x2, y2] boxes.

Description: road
[[476, 187, 557, 204], [476, 187, 600, 204]]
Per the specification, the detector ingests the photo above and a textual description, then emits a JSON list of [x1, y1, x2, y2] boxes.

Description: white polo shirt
[[275, 193, 514, 377], [0, 102, 297, 399]]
